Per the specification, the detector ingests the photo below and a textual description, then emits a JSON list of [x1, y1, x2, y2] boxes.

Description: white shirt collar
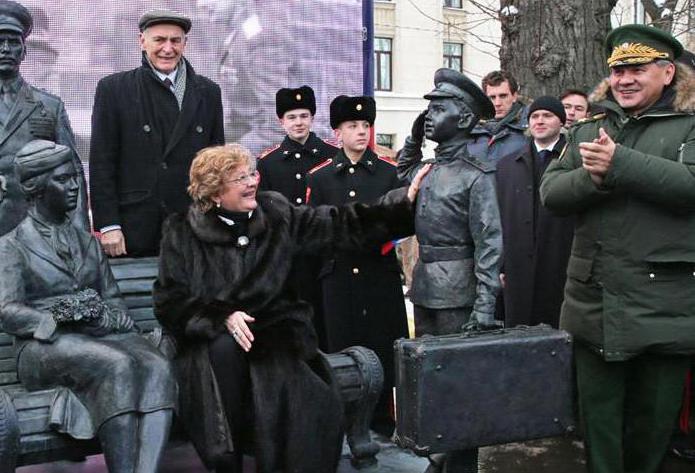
[[216, 210, 254, 226], [152, 66, 178, 85], [534, 137, 560, 153]]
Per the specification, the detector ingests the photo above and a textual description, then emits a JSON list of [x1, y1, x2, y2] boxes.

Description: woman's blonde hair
[[188, 144, 255, 212]]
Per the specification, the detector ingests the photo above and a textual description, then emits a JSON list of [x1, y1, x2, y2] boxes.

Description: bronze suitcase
[[394, 325, 575, 454]]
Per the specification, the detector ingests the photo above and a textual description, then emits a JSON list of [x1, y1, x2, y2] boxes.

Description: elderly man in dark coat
[[0, 140, 176, 473], [496, 96, 574, 328], [89, 9, 224, 257], [0, 1, 86, 236], [398, 68, 502, 473]]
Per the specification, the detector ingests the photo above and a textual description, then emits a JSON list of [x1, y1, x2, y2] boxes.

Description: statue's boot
[[135, 409, 173, 473], [445, 448, 478, 473], [99, 413, 138, 473], [213, 452, 244, 473], [424, 449, 478, 473], [425, 453, 447, 473]]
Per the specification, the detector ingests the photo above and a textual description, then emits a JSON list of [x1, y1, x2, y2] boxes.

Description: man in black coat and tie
[[495, 96, 575, 328], [89, 9, 224, 257]]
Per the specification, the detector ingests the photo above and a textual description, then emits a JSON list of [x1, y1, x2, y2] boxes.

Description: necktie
[[0, 86, 13, 119], [538, 149, 553, 166], [162, 78, 173, 89]]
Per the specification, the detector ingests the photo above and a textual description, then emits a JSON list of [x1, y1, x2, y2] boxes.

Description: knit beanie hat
[[528, 96, 566, 124]]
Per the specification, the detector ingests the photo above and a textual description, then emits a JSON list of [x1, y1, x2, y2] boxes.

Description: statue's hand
[[461, 312, 503, 332], [113, 309, 135, 333], [411, 110, 427, 144]]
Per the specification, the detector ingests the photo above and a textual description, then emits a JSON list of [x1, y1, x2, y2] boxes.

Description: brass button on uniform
[[143, 124, 151, 133], [196, 125, 203, 133], [649, 273, 655, 279], [295, 197, 302, 204], [352, 267, 359, 274], [349, 167, 355, 174], [295, 173, 302, 180], [294, 153, 301, 159], [349, 190, 356, 197], [161, 162, 168, 170]]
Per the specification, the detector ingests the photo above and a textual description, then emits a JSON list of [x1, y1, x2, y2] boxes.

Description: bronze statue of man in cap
[[397, 67, 503, 473], [0, 0, 86, 235]]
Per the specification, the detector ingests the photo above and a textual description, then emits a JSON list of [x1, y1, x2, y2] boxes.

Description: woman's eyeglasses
[[226, 170, 259, 187]]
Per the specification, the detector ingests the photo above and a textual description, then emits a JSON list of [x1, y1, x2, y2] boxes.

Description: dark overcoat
[[256, 132, 339, 350], [540, 64, 695, 361], [0, 77, 87, 235], [306, 149, 407, 414], [496, 137, 574, 328], [153, 189, 413, 471], [257, 132, 338, 206], [89, 56, 224, 255]]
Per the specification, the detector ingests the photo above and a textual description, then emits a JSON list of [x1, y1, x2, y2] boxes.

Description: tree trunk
[[499, 0, 618, 99]]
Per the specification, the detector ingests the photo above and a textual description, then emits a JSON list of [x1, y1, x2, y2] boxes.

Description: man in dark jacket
[[0, 1, 87, 235], [257, 86, 338, 351], [306, 95, 406, 436], [541, 25, 695, 472], [496, 96, 574, 328], [466, 70, 527, 166], [89, 9, 224, 257], [398, 68, 502, 473], [257, 85, 338, 205]]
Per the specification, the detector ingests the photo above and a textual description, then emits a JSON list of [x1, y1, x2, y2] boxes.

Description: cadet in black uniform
[[306, 95, 408, 436], [256, 85, 338, 349], [257, 85, 338, 204]]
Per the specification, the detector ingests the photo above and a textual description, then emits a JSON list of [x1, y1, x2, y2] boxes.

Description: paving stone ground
[[18, 434, 694, 473]]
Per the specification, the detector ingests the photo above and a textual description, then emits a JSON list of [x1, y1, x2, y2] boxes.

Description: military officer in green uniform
[[541, 25, 695, 473]]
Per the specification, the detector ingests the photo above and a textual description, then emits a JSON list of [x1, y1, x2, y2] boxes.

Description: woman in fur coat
[[153, 144, 429, 472]]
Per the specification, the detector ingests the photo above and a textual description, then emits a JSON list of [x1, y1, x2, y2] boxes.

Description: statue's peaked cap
[[424, 68, 495, 120]]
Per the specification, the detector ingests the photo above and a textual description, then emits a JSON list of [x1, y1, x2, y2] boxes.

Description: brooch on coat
[[237, 235, 250, 247]]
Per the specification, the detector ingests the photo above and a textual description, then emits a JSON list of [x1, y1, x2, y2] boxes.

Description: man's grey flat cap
[[138, 9, 191, 33]]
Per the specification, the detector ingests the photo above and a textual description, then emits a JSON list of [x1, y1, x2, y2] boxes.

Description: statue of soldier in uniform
[[0, 1, 87, 235], [397, 68, 503, 473], [0, 140, 176, 473]]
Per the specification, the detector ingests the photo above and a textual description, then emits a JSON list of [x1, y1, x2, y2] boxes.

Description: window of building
[[443, 42, 463, 72], [374, 37, 393, 91], [444, 0, 463, 8], [376, 133, 395, 149]]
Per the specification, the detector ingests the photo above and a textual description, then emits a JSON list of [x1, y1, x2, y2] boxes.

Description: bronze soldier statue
[[0, 1, 87, 235], [398, 68, 503, 473], [0, 140, 176, 473]]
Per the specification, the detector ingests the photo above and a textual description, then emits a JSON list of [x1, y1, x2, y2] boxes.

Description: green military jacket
[[540, 63, 695, 361]]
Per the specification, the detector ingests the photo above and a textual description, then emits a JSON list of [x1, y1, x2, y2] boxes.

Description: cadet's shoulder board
[[575, 113, 606, 126], [258, 144, 281, 159], [323, 137, 342, 148], [378, 155, 398, 167], [558, 142, 569, 161], [308, 159, 333, 175]]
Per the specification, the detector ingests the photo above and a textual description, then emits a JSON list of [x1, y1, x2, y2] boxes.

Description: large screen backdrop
[[19, 0, 365, 158]]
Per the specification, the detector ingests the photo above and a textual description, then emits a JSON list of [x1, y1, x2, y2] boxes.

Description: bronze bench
[[0, 257, 383, 471]]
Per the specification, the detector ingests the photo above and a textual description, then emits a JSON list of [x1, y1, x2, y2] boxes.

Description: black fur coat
[[153, 189, 412, 471]]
